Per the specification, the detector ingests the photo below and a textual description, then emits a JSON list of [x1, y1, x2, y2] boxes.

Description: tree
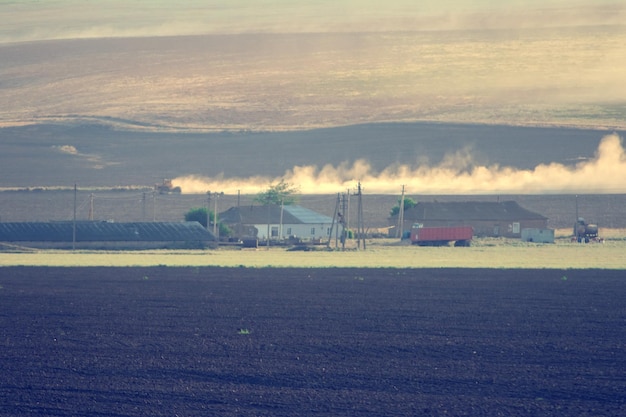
[[185, 207, 212, 228], [184, 207, 232, 237], [390, 197, 416, 216], [254, 180, 299, 206]]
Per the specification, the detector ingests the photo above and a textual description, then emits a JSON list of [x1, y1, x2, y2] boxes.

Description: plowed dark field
[[1, 267, 625, 416]]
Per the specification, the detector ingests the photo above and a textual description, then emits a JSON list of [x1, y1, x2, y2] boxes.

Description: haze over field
[[2, 1, 624, 42], [1, 0, 624, 131], [0, 1, 625, 194]]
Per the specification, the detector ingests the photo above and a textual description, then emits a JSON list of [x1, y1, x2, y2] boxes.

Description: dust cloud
[[52, 144, 119, 170], [172, 133, 626, 195], [53, 145, 79, 155]]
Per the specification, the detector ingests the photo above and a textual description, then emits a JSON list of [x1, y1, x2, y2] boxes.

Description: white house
[[219, 205, 335, 241]]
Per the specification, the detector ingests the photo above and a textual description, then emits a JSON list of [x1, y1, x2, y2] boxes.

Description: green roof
[[219, 205, 333, 225]]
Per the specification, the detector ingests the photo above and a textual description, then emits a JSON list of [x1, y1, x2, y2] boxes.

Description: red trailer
[[410, 224, 473, 246]]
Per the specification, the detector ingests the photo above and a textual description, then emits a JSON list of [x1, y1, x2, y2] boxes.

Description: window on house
[[310, 227, 315, 235], [286, 227, 292, 236], [271, 226, 278, 237], [512, 222, 520, 234]]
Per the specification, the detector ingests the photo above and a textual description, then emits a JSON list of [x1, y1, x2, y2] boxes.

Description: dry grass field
[[2, 236, 625, 269], [2, 31, 625, 131]]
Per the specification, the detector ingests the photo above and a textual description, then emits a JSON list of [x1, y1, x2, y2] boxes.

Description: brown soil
[[1, 267, 625, 416]]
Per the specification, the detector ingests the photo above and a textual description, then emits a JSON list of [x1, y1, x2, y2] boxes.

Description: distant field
[[2, 237, 625, 269], [2, 30, 625, 131]]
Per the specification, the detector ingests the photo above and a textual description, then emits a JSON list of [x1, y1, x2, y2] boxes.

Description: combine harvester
[[410, 223, 473, 247], [155, 179, 181, 194]]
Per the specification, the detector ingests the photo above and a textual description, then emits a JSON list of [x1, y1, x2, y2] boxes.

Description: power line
[[356, 182, 366, 250], [397, 185, 405, 239]]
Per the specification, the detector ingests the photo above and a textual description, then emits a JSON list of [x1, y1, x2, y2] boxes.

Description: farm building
[[0, 221, 215, 250], [521, 228, 555, 243], [392, 201, 548, 238], [219, 205, 334, 241]]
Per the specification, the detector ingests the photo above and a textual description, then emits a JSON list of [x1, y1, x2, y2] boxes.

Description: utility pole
[[72, 183, 77, 250], [266, 203, 271, 250], [397, 185, 405, 239], [346, 189, 350, 234], [328, 193, 340, 248], [152, 191, 156, 221], [213, 192, 221, 239], [206, 191, 212, 231], [237, 190, 242, 239], [356, 182, 366, 250], [279, 198, 284, 241], [142, 192, 146, 221], [88, 193, 94, 221], [334, 193, 342, 249], [206, 191, 223, 245], [341, 192, 347, 250]]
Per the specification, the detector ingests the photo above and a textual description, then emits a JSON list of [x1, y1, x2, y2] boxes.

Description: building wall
[[401, 219, 548, 238], [521, 228, 555, 243], [468, 219, 548, 238], [252, 223, 334, 240]]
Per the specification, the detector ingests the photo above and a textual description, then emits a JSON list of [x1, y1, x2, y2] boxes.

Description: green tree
[[390, 197, 416, 216], [254, 180, 299, 205], [217, 223, 232, 238], [185, 207, 212, 228], [184, 207, 232, 237]]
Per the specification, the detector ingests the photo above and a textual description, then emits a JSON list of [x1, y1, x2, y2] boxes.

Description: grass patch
[[1, 237, 625, 269]]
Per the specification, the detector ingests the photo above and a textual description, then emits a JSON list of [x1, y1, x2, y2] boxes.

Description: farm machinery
[[573, 218, 599, 243], [155, 179, 181, 194]]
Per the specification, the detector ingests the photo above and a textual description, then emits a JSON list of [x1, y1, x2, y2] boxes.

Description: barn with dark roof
[[0, 221, 215, 250], [394, 201, 548, 238]]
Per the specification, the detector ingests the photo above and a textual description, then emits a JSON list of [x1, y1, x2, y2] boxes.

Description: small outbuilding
[[0, 221, 215, 250], [219, 205, 334, 242], [393, 201, 548, 238], [521, 228, 555, 243]]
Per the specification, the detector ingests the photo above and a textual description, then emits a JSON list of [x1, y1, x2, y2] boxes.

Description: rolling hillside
[[0, 122, 620, 189]]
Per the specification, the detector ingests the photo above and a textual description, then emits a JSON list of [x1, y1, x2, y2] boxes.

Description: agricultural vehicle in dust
[[573, 218, 598, 243], [410, 224, 473, 246], [155, 179, 181, 194]]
